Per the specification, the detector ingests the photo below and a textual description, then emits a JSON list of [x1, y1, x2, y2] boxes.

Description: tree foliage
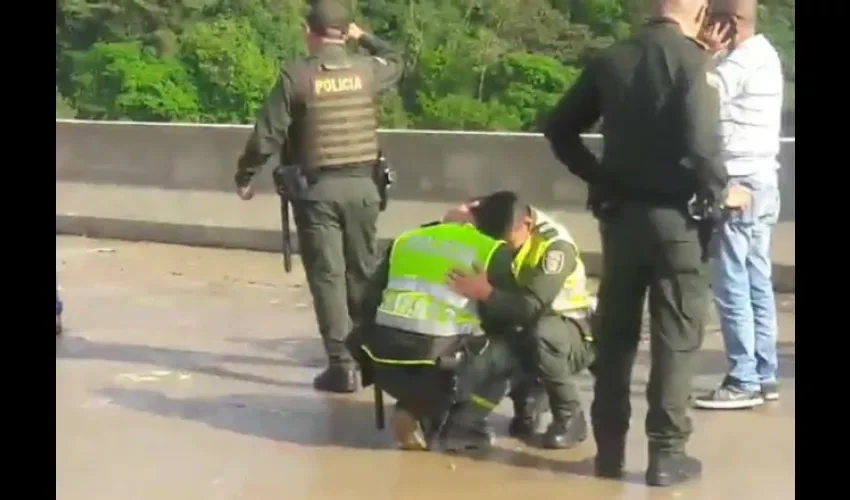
[[56, 0, 795, 131]]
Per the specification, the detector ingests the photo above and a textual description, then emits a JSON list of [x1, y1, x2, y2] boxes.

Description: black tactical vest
[[294, 59, 379, 170]]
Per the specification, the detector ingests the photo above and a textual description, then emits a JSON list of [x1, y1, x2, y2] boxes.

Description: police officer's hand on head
[[442, 200, 480, 223], [305, 0, 352, 43], [346, 22, 364, 40], [236, 184, 255, 201]]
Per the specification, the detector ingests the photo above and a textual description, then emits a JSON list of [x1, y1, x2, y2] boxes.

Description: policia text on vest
[[233, 1, 404, 394], [314, 74, 363, 94]]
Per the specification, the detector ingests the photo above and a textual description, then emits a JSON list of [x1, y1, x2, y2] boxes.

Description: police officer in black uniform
[[234, 0, 404, 394], [543, 0, 751, 488]]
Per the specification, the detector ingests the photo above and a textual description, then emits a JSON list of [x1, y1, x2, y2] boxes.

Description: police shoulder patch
[[542, 250, 565, 275]]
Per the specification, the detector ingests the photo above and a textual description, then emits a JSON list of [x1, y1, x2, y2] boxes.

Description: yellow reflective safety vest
[[512, 208, 592, 316], [375, 223, 504, 337]]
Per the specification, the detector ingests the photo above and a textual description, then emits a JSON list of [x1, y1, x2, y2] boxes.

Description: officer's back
[[286, 1, 403, 190], [591, 15, 720, 206], [234, 0, 404, 394]]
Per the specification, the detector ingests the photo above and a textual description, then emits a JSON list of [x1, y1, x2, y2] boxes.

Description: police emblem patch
[[542, 250, 565, 274]]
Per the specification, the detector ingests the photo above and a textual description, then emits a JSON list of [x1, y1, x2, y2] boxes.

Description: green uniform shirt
[[235, 36, 404, 187], [481, 239, 577, 331], [544, 20, 728, 208]]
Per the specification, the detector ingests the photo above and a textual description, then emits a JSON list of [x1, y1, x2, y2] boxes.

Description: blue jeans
[[712, 173, 780, 392]]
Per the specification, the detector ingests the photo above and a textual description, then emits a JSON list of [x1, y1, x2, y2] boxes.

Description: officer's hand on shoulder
[[446, 263, 492, 302]]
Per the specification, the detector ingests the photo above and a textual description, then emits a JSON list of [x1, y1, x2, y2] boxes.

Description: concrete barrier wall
[[56, 120, 795, 290]]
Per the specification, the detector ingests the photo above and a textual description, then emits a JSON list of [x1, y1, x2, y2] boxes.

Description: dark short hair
[[306, 0, 351, 36], [472, 191, 532, 239]]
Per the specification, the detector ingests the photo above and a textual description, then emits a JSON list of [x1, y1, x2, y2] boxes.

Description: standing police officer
[[543, 0, 750, 487], [234, 0, 403, 393]]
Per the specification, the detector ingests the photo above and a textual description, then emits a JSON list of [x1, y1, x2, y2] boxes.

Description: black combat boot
[[508, 384, 547, 439], [313, 365, 359, 394], [440, 405, 496, 452], [508, 394, 535, 438], [542, 409, 588, 449], [441, 420, 496, 452], [645, 452, 703, 487], [594, 433, 626, 479], [508, 415, 535, 438]]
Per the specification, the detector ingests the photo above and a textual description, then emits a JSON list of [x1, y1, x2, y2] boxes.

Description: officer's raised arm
[[347, 23, 403, 93], [234, 70, 294, 190]]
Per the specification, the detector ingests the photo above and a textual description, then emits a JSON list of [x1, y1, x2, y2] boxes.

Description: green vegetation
[[56, 0, 795, 131]]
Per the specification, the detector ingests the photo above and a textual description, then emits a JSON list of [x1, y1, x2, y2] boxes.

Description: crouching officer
[[346, 221, 524, 452], [233, 0, 404, 394], [446, 191, 596, 449]]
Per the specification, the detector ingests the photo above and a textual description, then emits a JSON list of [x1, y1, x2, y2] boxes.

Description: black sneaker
[[646, 453, 703, 487], [693, 383, 764, 410], [761, 382, 780, 401]]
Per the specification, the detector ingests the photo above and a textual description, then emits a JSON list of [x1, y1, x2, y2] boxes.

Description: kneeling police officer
[[446, 191, 596, 449], [347, 219, 524, 452]]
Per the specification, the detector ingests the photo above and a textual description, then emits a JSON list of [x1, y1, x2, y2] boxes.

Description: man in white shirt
[[694, 0, 784, 410]]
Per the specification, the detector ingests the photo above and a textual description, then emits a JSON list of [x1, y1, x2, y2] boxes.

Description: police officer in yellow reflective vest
[[445, 191, 596, 449], [347, 221, 523, 452]]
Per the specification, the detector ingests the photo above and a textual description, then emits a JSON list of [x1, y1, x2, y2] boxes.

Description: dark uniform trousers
[[508, 315, 595, 420], [293, 175, 382, 366], [590, 203, 710, 453], [371, 335, 523, 425]]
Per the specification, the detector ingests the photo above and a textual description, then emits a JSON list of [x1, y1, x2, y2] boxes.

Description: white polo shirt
[[709, 34, 784, 181]]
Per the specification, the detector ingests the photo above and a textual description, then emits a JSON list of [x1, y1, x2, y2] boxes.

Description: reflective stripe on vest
[[512, 208, 593, 314], [375, 223, 503, 337]]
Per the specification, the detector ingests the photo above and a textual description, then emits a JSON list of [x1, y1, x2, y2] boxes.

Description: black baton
[[280, 197, 293, 273]]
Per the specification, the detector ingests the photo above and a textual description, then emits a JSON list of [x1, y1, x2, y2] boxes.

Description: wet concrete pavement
[[56, 236, 795, 500]]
